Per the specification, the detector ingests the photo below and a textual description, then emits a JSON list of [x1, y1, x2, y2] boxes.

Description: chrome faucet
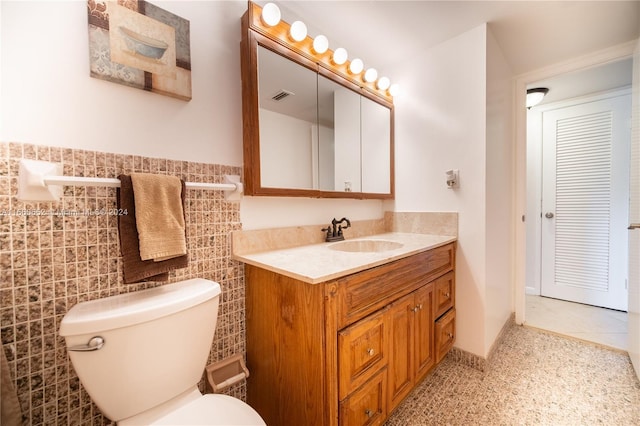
[[322, 217, 351, 242]]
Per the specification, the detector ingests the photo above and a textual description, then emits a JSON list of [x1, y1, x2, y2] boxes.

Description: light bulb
[[313, 35, 329, 54], [349, 58, 364, 75], [389, 83, 401, 97], [261, 3, 281, 27], [377, 77, 390, 91], [364, 68, 378, 83], [332, 48, 348, 65], [289, 21, 307, 42]]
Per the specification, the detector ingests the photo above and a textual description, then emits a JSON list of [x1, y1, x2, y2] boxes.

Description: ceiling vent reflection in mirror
[[250, 1, 400, 101], [271, 89, 295, 101]]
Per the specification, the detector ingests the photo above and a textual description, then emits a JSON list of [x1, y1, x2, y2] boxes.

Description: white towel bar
[[17, 159, 243, 202]]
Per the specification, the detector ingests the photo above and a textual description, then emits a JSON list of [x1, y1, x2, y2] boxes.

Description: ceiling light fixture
[[260, 3, 281, 27], [312, 35, 329, 54], [376, 76, 390, 91], [388, 84, 401, 97], [349, 58, 364, 75], [526, 87, 549, 109], [253, 2, 397, 99], [332, 48, 348, 65], [289, 21, 307, 42], [364, 68, 378, 83]]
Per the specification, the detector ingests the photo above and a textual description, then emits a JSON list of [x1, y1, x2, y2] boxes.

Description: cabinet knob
[[366, 348, 375, 356], [364, 409, 374, 418], [447, 332, 454, 340], [444, 292, 450, 298], [412, 306, 419, 313], [417, 303, 423, 310]]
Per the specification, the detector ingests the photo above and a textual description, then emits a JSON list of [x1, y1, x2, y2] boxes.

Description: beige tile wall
[[0, 142, 246, 425]]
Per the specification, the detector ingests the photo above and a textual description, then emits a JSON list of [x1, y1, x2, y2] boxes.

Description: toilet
[[59, 278, 266, 425]]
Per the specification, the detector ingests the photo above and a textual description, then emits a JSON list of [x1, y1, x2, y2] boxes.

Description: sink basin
[[329, 239, 404, 253]]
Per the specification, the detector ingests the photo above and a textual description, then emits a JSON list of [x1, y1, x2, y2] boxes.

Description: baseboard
[[448, 313, 516, 372]]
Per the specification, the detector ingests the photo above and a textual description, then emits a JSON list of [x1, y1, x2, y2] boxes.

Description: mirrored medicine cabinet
[[240, 3, 394, 199]]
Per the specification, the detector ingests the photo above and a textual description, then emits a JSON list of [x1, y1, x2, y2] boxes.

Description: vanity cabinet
[[245, 242, 456, 426]]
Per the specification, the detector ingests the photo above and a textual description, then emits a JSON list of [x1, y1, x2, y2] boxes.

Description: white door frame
[[513, 41, 637, 325]]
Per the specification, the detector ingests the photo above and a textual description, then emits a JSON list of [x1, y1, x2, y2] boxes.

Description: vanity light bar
[[248, 2, 398, 102]]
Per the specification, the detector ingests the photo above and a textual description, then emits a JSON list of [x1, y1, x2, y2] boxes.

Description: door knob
[[545, 212, 554, 219]]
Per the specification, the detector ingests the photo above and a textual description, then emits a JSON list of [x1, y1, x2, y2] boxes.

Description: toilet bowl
[[59, 278, 265, 425]]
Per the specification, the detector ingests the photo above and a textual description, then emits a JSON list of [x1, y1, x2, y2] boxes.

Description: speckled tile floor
[[385, 324, 640, 425]]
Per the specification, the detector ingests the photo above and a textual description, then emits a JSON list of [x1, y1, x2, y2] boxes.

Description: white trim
[[525, 286, 538, 296]]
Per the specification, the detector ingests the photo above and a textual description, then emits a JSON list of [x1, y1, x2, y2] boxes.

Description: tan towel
[[1, 348, 22, 426], [131, 173, 187, 261], [117, 175, 188, 283]]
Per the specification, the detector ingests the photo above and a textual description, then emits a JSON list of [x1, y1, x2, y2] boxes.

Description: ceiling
[[266, 1, 639, 105], [274, 1, 639, 78]]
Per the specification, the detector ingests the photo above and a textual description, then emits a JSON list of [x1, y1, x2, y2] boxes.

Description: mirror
[[258, 46, 317, 190], [241, 18, 394, 199]]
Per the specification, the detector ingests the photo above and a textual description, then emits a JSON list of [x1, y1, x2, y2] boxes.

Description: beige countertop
[[232, 232, 456, 284]]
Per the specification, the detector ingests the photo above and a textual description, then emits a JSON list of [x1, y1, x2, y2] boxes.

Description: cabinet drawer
[[338, 309, 388, 399], [339, 368, 387, 426], [337, 243, 455, 328], [434, 272, 455, 319], [435, 308, 455, 363]]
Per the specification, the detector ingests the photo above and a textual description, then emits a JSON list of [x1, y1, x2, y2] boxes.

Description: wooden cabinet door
[[339, 368, 387, 426], [387, 293, 415, 411], [435, 308, 456, 363], [338, 309, 388, 400], [413, 283, 435, 382], [434, 271, 455, 319]]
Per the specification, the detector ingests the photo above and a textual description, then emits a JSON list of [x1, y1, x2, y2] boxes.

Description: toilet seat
[[147, 394, 265, 426]]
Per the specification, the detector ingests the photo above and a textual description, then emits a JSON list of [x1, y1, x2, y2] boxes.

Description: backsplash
[[231, 211, 458, 255], [0, 142, 245, 425]]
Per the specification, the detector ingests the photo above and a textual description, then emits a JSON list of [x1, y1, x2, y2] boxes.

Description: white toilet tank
[[59, 278, 221, 422]]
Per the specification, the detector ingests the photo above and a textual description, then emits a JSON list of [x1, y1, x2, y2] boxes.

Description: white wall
[[391, 24, 489, 356], [391, 23, 514, 357], [1, 0, 246, 166], [0, 0, 385, 229], [484, 27, 514, 353]]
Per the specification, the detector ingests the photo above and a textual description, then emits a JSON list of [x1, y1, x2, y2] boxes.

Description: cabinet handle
[[447, 332, 454, 340], [444, 292, 450, 298], [417, 303, 423, 310], [412, 306, 419, 313], [366, 348, 375, 356], [364, 409, 374, 418]]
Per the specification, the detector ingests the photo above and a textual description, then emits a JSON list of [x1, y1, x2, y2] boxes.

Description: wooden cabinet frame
[[245, 242, 456, 426]]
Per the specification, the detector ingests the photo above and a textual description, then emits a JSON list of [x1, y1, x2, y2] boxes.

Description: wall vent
[[271, 89, 294, 101]]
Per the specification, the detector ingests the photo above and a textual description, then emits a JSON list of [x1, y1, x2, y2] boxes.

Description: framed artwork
[[87, 0, 192, 101]]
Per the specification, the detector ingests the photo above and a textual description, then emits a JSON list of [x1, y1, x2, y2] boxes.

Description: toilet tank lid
[[59, 279, 221, 337]]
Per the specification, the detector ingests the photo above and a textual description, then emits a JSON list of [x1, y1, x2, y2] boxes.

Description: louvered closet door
[[541, 93, 631, 311]]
